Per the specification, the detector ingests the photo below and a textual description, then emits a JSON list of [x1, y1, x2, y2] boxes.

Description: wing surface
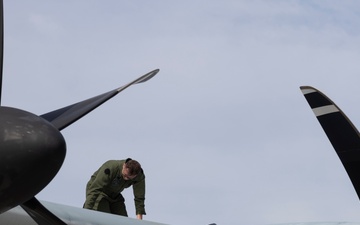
[[0, 200, 168, 225], [300, 86, 360, 199], [41, 69, 159, 131]]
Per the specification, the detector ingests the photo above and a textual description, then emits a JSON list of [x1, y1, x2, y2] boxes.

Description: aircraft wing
[[300, 86, 360, 200], [2, 200, 360, 225], [0, 199, 168, 225], [41, 69, 159, 131]]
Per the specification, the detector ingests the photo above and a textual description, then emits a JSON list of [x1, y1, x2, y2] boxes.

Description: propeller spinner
[[0, 107, 66, 213]]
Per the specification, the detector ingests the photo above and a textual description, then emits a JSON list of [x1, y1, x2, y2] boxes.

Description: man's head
[[122, 159, 141, 180]]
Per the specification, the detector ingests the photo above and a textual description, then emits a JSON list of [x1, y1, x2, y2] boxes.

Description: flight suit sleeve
[[84, 163, 113, 210], [133, 173, 146, 215]]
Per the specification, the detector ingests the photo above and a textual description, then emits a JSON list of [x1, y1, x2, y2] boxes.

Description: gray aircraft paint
[[0, 200, 168, 225]]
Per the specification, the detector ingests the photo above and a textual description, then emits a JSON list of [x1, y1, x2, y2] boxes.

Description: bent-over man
[[83, 158, 145, 220]]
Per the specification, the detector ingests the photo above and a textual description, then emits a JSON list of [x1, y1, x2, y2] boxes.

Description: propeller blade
[[0, 0, 4, 105], [20, 197, 66, 225], [41, 69, 159, 131], [300, 86, 360, 200]]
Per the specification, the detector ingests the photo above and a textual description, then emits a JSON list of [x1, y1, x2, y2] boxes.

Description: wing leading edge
[[300, 86, 360, 200]]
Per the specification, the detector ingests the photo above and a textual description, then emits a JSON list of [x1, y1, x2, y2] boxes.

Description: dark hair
[[125, 159, 142, 176]]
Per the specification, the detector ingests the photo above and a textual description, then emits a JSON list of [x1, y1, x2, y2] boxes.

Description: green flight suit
[[83, 159, 146, 216]]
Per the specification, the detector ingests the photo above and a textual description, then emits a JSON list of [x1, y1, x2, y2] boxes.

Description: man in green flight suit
[[83, 158, 146, 220]]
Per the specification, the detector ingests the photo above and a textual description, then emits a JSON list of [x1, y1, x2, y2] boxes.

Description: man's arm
[[133, 174, 146, 218]]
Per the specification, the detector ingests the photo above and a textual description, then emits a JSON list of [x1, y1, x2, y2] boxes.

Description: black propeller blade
[[21, 197, 66, 225], [301, 86, 360, 200], [41, 68, 159, 131], [0, 0, 4, 105]]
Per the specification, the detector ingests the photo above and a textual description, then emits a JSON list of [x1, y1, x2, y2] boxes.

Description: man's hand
[[136, 214, 143, 220]]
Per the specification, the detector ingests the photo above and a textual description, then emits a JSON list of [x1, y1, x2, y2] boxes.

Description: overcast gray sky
[[2, 1, 360, 225]]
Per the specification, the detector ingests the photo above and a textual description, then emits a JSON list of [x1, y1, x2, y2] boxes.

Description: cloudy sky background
[[2, 1, 360, 225]]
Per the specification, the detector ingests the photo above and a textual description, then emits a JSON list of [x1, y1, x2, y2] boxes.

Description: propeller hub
[[0, 106, 66, 213]]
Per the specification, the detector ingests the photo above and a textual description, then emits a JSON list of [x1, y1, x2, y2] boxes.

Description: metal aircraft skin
[[0, 201, 167, 225], [0, 0, 163, 224]]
